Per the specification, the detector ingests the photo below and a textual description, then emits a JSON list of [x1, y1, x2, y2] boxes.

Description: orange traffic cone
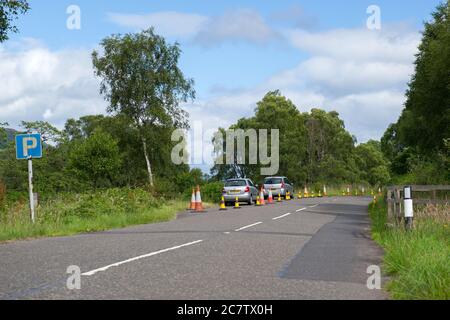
[[267, 189, 274, 204], [259, 187, 266, 205], [188, 188, 196, 210], [195, 185, 205, 212]]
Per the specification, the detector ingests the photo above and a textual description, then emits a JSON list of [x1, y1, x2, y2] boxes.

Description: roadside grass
[[0, 188, 213, 242], [369, 200, 450, 300]]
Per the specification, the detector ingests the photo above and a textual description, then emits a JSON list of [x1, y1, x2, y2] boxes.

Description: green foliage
[[20, 120, 62, 143], [369, 200, 450, 299], [0, 187, 186, 241], [68, 129, 122, 188], [381, 1, 450, 184], [211, 91, 390, 187], [199, 181, 223, 203], [0, 0, 30, 42], [355, 140, 391, 185], [0, 122, 7, 147], [92, 27, 195, 186], [0, 113, 195, 197]]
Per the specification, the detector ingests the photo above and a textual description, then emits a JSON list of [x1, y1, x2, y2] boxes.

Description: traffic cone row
[[195, 183, 382, 213]]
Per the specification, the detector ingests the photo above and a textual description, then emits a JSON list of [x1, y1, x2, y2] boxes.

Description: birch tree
[[92, 28, 195, 186]]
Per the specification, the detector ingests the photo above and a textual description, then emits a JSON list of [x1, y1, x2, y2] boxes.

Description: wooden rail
[[386, 185, 449, 222]]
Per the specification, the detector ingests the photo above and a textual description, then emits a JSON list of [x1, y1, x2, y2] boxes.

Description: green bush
[[200, 181, 223, 203], [0, 187, 182, 241]]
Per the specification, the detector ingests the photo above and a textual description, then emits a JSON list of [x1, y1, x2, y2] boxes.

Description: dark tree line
[[381, 1, 450, 184], [210, 91, 390, 188]]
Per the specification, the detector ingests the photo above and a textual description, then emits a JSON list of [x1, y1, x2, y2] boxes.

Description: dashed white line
[[309, 204, 318, 208], [81, 239, 204, 276], [296, 208, 307, 212], [234, 222, 262, 232], [272, 212, 292, 220]]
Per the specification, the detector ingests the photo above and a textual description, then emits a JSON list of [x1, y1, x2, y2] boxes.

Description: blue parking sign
[[15, 134, 42, 159]]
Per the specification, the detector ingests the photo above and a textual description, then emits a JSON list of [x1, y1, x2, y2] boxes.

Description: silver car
[[222, 179, 259, 205], [263, 176, 294, 199]]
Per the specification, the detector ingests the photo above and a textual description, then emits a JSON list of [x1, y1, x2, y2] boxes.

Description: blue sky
[[1, 0, 444, 170]]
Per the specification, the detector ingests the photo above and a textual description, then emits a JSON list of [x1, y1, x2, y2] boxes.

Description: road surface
[[0, 196, 388, 299]]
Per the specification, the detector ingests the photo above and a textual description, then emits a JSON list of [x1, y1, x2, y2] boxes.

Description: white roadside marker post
[[404, 186, 413, 231]]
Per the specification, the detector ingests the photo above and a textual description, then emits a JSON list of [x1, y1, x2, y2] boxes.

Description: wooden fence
[[386, 185, 449, 222]]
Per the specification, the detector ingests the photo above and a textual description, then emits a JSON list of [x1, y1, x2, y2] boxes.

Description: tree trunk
[[141, 136, 154, 187]]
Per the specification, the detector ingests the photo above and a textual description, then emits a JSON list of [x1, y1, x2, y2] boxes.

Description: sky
[[0, 0, 443, 171]]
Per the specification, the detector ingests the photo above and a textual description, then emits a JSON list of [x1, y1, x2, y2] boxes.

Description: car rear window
[[264, 178, 282, 184], [225, 180, 247, 187]]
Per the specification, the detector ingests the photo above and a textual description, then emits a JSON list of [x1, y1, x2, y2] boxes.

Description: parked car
[[222, 178, 259, 205], [262, 176, 294, 199]]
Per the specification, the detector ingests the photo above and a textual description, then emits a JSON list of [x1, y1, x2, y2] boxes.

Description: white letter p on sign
[[23, 137, 37, 157]]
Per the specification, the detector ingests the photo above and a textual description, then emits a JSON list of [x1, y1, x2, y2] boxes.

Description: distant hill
[[0, 128, 17, 149]]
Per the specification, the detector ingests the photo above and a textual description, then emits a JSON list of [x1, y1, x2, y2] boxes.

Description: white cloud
[[185, 26, 420, 151], [193, 9, 279, 46], [269, 4, 319, 30], [0, 40, 106, 129], [107, 11, 209, 38], [108, 9, 279, 46], [286, 27, 420, 63]]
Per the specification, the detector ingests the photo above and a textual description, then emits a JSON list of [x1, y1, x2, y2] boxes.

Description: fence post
[[387, 189, 392, 221]]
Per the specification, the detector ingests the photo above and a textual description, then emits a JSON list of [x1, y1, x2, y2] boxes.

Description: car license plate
[[230, 190, 240, 194]]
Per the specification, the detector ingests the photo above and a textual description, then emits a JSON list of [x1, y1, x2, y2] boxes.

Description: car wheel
[[248, 195, 253, 205]]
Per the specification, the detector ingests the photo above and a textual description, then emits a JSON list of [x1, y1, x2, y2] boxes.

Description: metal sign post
[[28, 156, 35, 223], [15, 133, 42, 224]]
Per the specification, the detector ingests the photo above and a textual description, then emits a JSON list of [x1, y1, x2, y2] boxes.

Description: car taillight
[[245, 186, 250, 192]]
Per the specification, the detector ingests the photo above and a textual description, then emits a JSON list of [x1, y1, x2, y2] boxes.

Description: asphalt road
[[0, 196, 388, 300]]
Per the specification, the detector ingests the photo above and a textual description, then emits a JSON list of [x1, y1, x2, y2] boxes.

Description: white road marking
[[82, 240, 204, 276], [309, 204, 318, 208], [272, 212, 292, 220], [234, 222, 262, 232], [224, 232, 231, 234], [296, 208, 307, 212]]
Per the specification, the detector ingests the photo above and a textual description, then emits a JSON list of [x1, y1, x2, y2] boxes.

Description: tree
[[69, 130, 122, 189], [355, 140, 391, 186], [20, 121, 62, 143], [396, 1, 450, 153], [210, 90, 366, 187], [92, 28, 195, 187], [0, 122, 8, 147], [380, 1, 450, 183], [0, 0, 30, 42]]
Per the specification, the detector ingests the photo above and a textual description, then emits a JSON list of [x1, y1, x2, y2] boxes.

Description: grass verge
[[0, 187, 212, 242], [369, 200, 450, 299]]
